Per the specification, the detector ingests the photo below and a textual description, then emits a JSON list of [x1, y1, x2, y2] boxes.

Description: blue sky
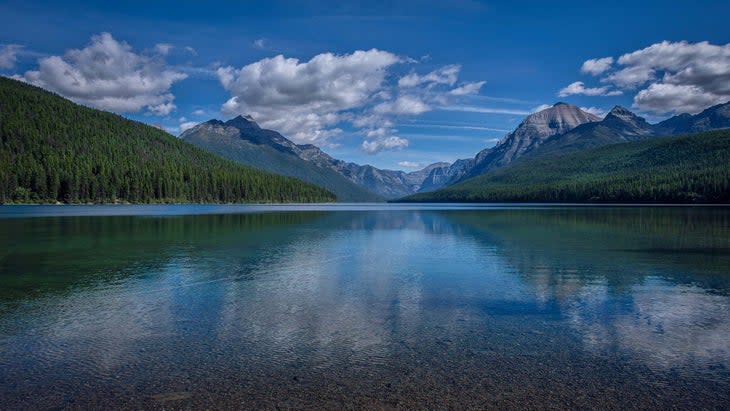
[[1, 0, 729, 170]]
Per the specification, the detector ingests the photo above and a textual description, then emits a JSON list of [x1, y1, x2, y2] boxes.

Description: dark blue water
[[0, 205, 729, 409]]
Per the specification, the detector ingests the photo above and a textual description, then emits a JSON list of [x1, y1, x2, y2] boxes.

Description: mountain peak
[[226, 114, 260, 130], [608, 105, 633, 116], [468, 101, 601, 174], [605, 106, 649, 126]]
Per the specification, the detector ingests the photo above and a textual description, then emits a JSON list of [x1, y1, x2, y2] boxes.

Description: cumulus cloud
[[217, 49, 400, 145], [217, 49, 486, 153], [0, 44, 22, 69], [619, 41, 730, 113], [558, 81, 622, 97], [580, 57, 613, 75], [361, 136, 409, 154], [633, 83, 725, 115], [398, 161, 422, 168], [20, 33, 187, 115], [570, 41, 730, 114]]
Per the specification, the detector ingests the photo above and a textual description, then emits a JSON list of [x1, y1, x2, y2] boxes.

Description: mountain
[[398, 129, 730, 204], [442, 103, 601, 183], [433, 101, 730, 189], [0, 77, 335, 204], [182, 116, 452, 199], [533, 105, 655, 156], [418, 159, 474, 192], [320, 160, 453, 198], [655, 102, 730, 135], [181, 116, 381, 202]]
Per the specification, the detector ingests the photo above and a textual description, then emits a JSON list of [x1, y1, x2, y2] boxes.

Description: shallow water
[[1, 205, 729, 409]]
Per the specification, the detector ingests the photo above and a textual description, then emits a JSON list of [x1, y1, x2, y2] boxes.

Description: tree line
[[400, 129, 730, 204], [0, 77, 335, 204]]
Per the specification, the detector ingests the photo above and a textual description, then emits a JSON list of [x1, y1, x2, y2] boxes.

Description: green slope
[[0, 77, 335, 204], [182, 131, 382, 202], [398, 129, 730, 204]]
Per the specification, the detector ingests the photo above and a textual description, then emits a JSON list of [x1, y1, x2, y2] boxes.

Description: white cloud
[[618, 41, 730, 114], [580, 106, 606, 117], [602, 65, 655, 89], [217, 49, 401, 145], [449, 80, 486, 95], [361, 136, 409, 154], [398, 64, 460, 88], [558, 81, 622, 97], [184, 46, 197, 55], [20, 33, 187, 115], [179, 121, 198, 133], [253, 38, 266, 49], [154, 43, 173, 55], [581, 57, 613, 75], [192, 109, 206, 116], [0, 44, 22, 69], [374, 95, 430, 115], [576, 41, 730, 114], [633, 83, 727, 115], [216, 51, 487, 152], [398, 161, 422, 168]]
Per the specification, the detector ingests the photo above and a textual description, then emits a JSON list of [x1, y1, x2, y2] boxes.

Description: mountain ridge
[[397, 129, 730, 204], [181, 116, 453, 199], [182, 101, 730, 200], [434, 101, 730, 187]]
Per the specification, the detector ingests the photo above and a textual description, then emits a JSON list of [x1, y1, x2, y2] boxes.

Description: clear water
[[1, 205, 729, 409]]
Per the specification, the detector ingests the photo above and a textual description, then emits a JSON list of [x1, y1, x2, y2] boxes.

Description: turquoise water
[[1, 205, 729, 409]]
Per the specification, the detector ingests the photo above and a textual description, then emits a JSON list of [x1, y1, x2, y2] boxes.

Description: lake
[[1, 204, 729, 409]]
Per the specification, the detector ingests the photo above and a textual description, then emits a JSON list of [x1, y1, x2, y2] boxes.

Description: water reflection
[[0, 207, 728, 408]]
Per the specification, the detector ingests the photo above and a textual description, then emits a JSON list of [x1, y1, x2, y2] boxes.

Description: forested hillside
[[181, 118, 382, 202], [0, 77, 335, 204], [398, 129, 730, 204]]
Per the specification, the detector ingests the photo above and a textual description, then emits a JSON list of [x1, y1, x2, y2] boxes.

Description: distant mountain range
[[424, 101, 730, 187], [398, 129, 730, 203], [181, 116, 452, 200], [401, 101, 730, 203], [182, 100, 730, 202]]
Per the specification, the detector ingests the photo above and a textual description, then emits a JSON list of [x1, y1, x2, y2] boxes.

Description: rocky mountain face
[[440, 103, 600, 183], [438, 101, 730, 187], [654, 102, 730, 135], [181, 116, 450, 200], [489, 102, 601, 160], [419, 159, 474, 193], [533, 105, 656, 157]]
